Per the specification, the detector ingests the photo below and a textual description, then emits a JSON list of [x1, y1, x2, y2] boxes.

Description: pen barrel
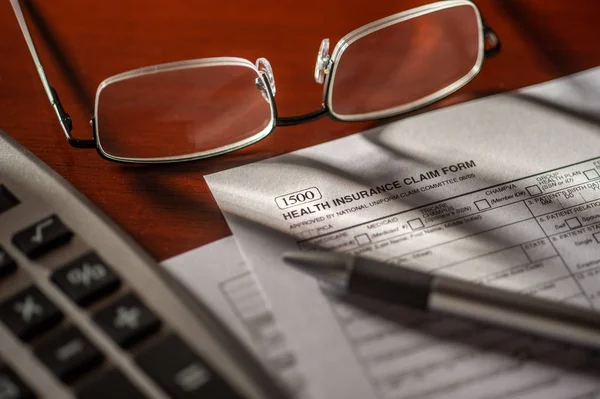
[[349, 258, 433, 310], [430, 277, 600, 350]]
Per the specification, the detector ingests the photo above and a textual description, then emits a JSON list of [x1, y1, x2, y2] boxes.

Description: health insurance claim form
[[206, 68, 600, 399]]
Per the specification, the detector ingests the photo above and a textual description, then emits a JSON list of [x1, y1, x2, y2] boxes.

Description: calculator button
[[76, 370, 145, 399], [0, 366, 35, 399], [136, 334, 242, 399], [93, 294, 160, 348], [0, 287, 62, 341], [34, 327, 103, 383], [0, 185, 19, 214], [0, 247, 16, 278], [51, 252, 120, 306], [12, 215, 73, 259]]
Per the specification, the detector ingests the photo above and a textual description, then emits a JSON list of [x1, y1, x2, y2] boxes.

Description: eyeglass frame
[[10, 0, 501, 164]]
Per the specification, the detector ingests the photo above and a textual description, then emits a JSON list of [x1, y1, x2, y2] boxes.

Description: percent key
[[51, 252, 121, 306]]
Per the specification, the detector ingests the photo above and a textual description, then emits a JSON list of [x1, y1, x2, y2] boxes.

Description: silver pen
[[283, 251, 600, 351]]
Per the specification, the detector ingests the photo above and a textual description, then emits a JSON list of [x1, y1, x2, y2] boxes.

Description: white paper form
[[161, 237, 313, 398], [206, 67, 600, 399]]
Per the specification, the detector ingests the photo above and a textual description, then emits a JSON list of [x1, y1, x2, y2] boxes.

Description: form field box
[[444, 246, 529, 282], [522, 239, 557, 262], [474, 199, 491, 211], [594, 232, 600, 243], [355, 234, 371, 245], [526, 185, 542, 196], [407, 218, 424, 230], [584, 169, 600, 180], [482, 257, 568, 292], [566, 217, 582, 229]]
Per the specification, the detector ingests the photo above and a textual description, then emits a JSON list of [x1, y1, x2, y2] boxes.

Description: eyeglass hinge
[[66, 117, 97, 149], [50, 87, 96, 149], [68, 136, 96, 149]]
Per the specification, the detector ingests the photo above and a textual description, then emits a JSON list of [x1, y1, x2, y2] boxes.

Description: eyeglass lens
[[95, 64, 273, 161], [328, 4, 481, 119]]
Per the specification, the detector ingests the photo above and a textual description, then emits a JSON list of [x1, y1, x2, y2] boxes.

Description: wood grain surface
[[2, 0, 600, 261]]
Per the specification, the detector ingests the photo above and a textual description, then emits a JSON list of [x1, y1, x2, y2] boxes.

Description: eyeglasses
[[11, 0, 500, 164]]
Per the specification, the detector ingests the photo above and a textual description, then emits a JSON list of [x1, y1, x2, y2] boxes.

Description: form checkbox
[[566, 217, 582, 229], [355, 234, 371, 245], [526, 185, 542, 196], [299, 231, 312, 239], [408, 218, 424, 230], [594, 232, 600, 243], [584, 169, 600, 180], [474, 199, 491, 211]]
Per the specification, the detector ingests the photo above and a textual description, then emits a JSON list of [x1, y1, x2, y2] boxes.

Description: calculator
[[0, 129, 290, 398]]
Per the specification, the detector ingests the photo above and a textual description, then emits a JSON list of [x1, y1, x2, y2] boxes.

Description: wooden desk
[[1, 0, 600, 261]]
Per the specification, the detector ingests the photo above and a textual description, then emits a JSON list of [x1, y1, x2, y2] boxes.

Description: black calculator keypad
[[93, 293, 161, 348], [0, 286, 63, 341], [51, 252, 120, 306], [34, 327, 103, 383]]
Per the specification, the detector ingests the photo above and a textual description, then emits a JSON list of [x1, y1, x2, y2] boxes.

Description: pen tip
[[281, 251, 309, 263]]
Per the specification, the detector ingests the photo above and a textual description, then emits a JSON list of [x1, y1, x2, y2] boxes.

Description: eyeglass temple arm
[[9, 0, 96, 148]]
